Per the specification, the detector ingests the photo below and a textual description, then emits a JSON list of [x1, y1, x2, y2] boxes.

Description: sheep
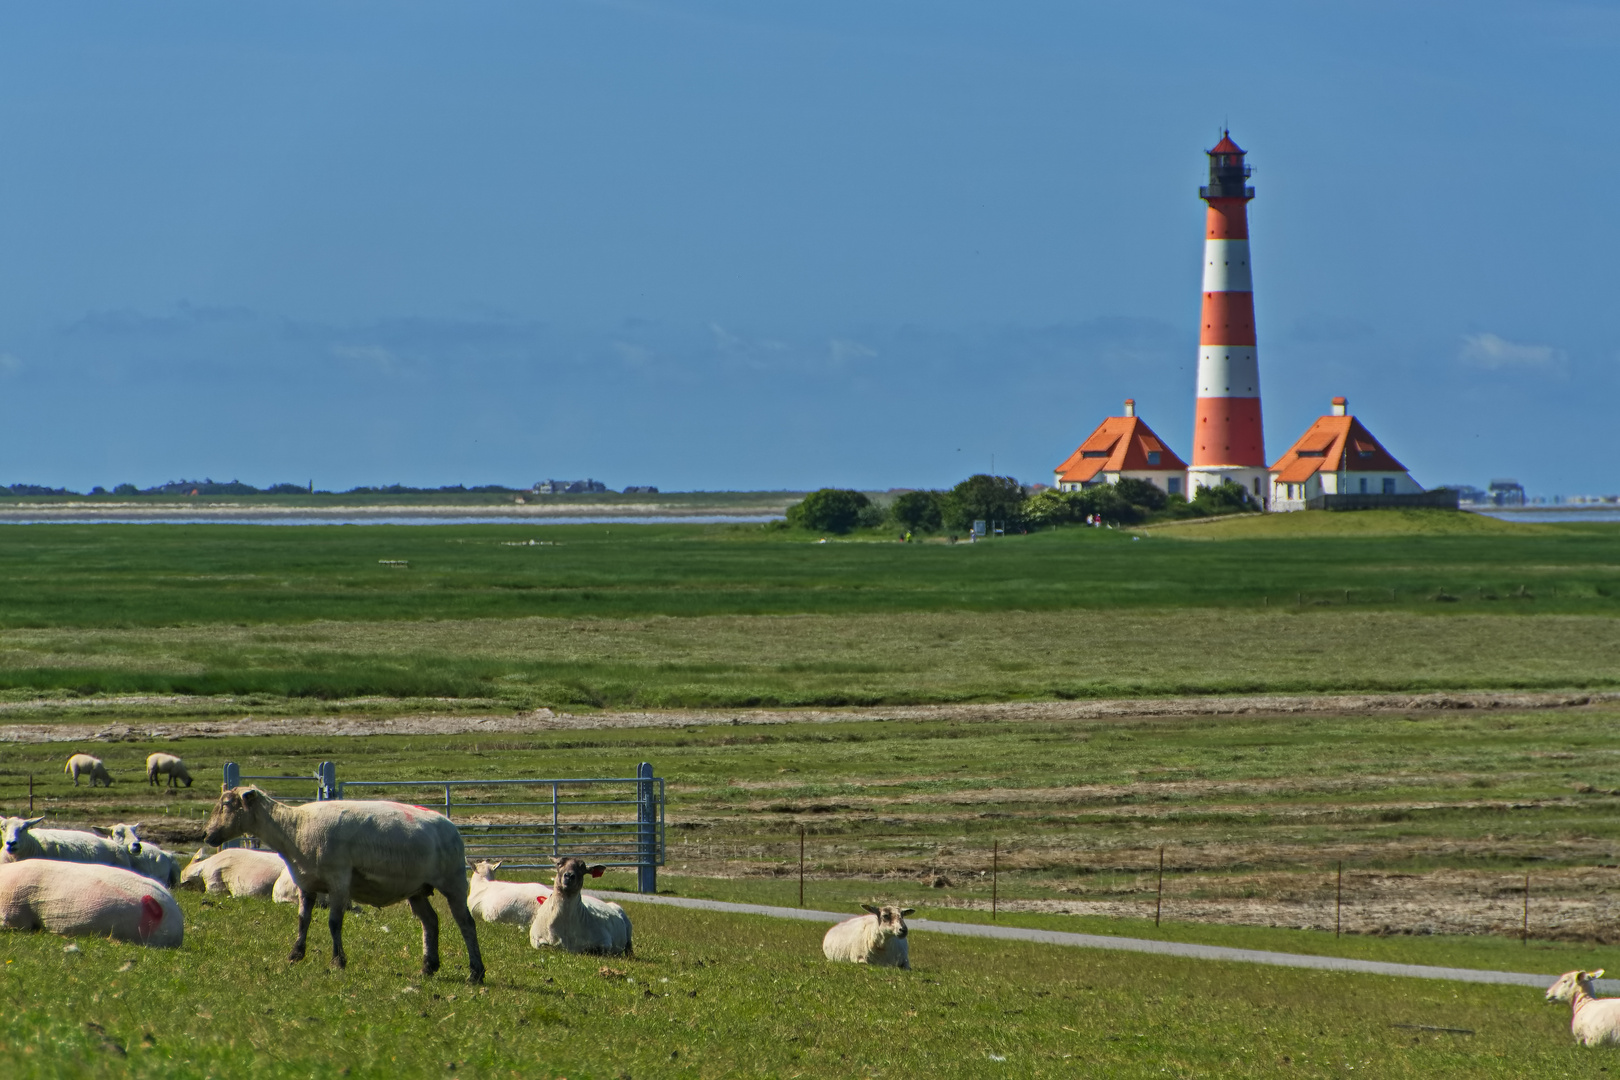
[[179, 847, 288, 898], [203, 785, 484, 982], [468, 860, 553, 927], [145, 753, 193, 789], [821, 904, 914, 969], [0, 859, 183, 947], [528, 857, 631, 956], [109, 823, 180, 888], [64, 754, 113, 788], [1, 817, 132, 870], [1547, 969, 1620, 1046]]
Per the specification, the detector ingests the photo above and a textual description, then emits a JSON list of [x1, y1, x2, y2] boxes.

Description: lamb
[[178, 847, 288, 898], [0, 859, 183, 947], [145, 753, 193, 789], [469, 860, 552, 926], [1547, 969, 1620, 1046], [1, 817, 132, 870], [203, 785, 484, 982], [821, 904, 914, 969], [64, 754, 113, 788], [109, 823, 180, 888], [528, 857, 631, 955]]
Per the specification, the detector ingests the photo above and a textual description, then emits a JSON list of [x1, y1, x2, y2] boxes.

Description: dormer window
[[1146, 451, 1161, 466], [1297, 449, 1326, 458], [1082, 450, 1109, 459]]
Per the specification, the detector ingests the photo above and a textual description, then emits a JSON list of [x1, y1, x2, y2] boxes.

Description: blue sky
[[0, 2, 1615, 494]]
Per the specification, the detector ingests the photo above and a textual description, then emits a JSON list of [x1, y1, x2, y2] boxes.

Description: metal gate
[[221, 761, 664, 892]]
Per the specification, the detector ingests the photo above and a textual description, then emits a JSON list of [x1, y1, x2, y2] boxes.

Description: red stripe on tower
[[1189, 131, 1268, 508]]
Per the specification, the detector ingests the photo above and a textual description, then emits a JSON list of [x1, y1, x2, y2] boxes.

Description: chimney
[[1331, 396, 1347, 416], [1123, 398, 1136, 418]]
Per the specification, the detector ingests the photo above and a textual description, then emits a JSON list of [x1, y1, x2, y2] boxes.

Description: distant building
[[533, 479, 608, 495], [1269, 397, 1426, 511], [622, 486, 659, 495], [1052, 399, 1189, 497], [1488, 479, 1526, 507]]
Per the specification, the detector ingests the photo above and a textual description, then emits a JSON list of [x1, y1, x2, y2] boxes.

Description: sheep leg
[[289, 890, 316, 963], [409, 894, 441, 978], [443, 891, 485, 985], [326, 885, 351, 970]]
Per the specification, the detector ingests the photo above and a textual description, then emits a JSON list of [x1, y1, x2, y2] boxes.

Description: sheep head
[[1548, 969, 1605, 1003], [471, 860, 503, 880], [1, 816, 46, 857], [111, 822, 146, 855], [553, 857, 606, 896], [860, 904, 915, 941], [203, 787, 266, 846]]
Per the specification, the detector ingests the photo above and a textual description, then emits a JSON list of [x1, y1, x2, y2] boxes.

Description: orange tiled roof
[[1054, 415, 1188, 485], [1269, 414, 1407, 482]]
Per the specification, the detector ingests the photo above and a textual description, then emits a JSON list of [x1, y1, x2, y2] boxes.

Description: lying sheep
[[179, 847, 287, 898], [110, 823, 180, 888], [528, 857, 630, 955], [822, 904, 914, 969], [0, 859, 183, 947], [1, 817, 132, 870], [145, 753, 193, 789], [64, 754, 113, 788], [1548, 969, 1620, 1046], [204, 786, 484, 982], [469, 860, 552, 926]]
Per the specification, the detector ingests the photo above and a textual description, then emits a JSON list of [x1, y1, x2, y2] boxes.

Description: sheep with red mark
[[64, 754, 113, 788], [203, 786, 484, 982], [145, 753, 193, 789], [528, 857, 631, 955], [0, 860, 183, 947], [822, 904, 913, 969], [1, 817, 132, 870], [179, 847, 288, 898], [469, 860, 552, 926], [1548, 969, 1620, 1046]]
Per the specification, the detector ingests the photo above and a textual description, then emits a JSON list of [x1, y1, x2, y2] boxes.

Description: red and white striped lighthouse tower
[[1188, 131, 1268, 507]]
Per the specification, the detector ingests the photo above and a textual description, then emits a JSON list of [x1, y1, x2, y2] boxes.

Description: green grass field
[[0, 891, 1608, 1079]]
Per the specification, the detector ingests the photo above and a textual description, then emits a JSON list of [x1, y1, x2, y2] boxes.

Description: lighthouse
[[1188, 132, 1268, 507]]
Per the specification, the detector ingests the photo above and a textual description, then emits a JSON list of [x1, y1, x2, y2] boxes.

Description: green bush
[[1193, 479, 1260, 515], [1113, 477, 1168, 512], [785, 489, 873, 534], [891, 490, 944, 533], [943, 474, 1026, 532]]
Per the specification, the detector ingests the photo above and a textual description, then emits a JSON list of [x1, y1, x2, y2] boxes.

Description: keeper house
[[1052, 400, 1189, 496], [1269, 397, 1425, 511]]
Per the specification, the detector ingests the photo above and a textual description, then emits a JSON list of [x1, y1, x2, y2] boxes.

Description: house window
[[1167, 477, 1181, 495], [1359, 478, 1368, 494], [1253, 478, 1261, 494], [1383, 477, 1396, 495], [1147, 451, 1161, 465]]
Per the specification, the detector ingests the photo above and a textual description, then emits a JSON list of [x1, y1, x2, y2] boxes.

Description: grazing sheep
[[179, 847, 287, 897], [528, 857, 631, 956], [145, 753, 193, 789], [468, 860, 552, 926], [203, 786, 484, 982], [0, 859, 183, 947], [109, 823, 181, 888], [822, 904, 914, 969], [1, 817, 132, 870], [1548, 969, 1620, 1046], [64, 754, 113, 788]]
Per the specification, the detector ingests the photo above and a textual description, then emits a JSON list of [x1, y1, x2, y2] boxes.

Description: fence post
[[316, 761, 338, 801], [1336, 861, 1342, 938], [637, 762, 657, 894], [992, 839, 998, 921], [1156, 846, 1165, 928], [222, 762, 240, 791], [799, 825, 806, 908]]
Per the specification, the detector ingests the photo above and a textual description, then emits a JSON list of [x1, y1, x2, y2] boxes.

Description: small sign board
[[972, 520, 987, 537]]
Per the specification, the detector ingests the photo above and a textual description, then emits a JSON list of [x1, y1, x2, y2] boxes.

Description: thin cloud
[[1459, 332, 1564, 370]]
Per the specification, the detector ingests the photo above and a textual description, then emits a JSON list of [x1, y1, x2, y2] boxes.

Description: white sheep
[[469, 860, 552, 926], [179, 847, 287, 898], [528, 857, 631, 955], [1547, 969, 1620, 1046], [0, 859, 183, 947], [109, 823, 181, 888], [203, 786, 484, 982], [64, 754, 113, 788], [1, 817, 132, 870], [145, 753, 193, 789], [822, 904, 914, 969]]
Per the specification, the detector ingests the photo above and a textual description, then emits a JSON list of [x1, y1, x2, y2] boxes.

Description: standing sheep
[[1, 817, 132, 870], [64, 754, 113, 788], [203, 786, 484, 983], [528, 857, 631, 955], [0, 859, 183, 947], [110, 823, 181, 888], [1548, 969, 1620, 1046], [822, 904, 914, 969], [468, 860, 552, 926], [179, 847, 288, 898], [145, 753, 193, 789]]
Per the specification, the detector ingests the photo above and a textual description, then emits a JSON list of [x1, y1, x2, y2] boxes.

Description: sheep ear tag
[[589, 866, 605, 878]]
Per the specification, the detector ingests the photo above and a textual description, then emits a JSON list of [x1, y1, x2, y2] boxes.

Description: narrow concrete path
[[596, 891, 1592, 992]]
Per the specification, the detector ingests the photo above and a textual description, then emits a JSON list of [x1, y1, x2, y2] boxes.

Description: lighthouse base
[[1188, 467, 1269, 511]]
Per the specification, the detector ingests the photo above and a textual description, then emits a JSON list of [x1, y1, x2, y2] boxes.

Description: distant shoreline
[[0, 498, 793, 525]]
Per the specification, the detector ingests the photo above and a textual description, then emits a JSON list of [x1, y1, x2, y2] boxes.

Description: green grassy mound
[[1147, 508, 1547, 540]]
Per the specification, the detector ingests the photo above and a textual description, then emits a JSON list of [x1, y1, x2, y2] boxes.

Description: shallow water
[[1469, 508, 1620, 523], [0, 512, 782, 527]]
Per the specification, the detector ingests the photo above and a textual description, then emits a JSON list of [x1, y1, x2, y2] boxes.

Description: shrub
[[890, 491, 944, 533], [785, 489, 873, 534], [1192, 479, 1259, 515], [1113, 477, 1167, 512], [943, 475, 1026, 532]]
